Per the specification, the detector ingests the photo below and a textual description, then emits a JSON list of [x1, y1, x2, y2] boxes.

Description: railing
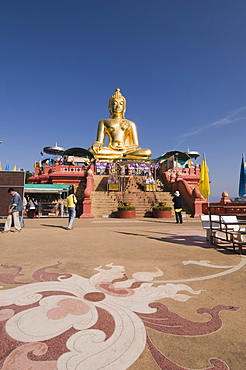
[[207, 206, 246, 254], [161, 171, 206, 218], [33, 163, 90, 177], [205, 203, 246, 215], [163, 166, 201, 180], [60, 166, 86, 173]]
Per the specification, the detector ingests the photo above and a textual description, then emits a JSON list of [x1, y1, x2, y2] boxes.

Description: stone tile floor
[[0, 217, 245, 369]]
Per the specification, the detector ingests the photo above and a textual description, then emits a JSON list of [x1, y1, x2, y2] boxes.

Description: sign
[[108, 173, 119, 191], [145, 184, 156, 192], [108, 183, 119, 191]]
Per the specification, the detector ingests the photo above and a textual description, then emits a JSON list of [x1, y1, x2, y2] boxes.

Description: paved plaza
[[0, 217, 245, 369]]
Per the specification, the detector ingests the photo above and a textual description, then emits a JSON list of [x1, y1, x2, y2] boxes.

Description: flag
[[238, 154, 246, 197], [0, 161, 2, 171], [199, 155, 210, 199], [13, 165, 17, 171], [5, 163, 10, 171]]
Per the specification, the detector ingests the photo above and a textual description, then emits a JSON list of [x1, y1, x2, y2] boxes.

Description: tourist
[[2, 188, 23, 233], [66, 190, 77, 230], [172, 191, 183, 224], [19, 196, 27, 227], [28, 197, 37, 218]]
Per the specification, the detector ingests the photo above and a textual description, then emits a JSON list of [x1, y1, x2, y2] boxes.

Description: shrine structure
[[29, 89, 208, 218]]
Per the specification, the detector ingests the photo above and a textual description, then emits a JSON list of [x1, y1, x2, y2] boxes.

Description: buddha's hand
[[126, 144, 139, 150], [92, 141, 102, 154]]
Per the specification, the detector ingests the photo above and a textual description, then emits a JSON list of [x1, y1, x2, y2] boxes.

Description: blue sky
[[0, 0, 245, 199]]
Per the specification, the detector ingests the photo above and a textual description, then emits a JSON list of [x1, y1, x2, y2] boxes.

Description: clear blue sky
[[1, 0, 246, 199]]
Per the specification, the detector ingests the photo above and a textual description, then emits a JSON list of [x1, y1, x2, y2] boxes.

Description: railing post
[[80, 169, 94, 218]]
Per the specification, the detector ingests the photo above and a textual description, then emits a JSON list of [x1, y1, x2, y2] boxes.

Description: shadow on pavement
[[115, 231, 235, 255], [41, 224, 67, 230]]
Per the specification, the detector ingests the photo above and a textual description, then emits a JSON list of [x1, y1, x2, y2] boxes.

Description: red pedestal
[[153, 210, 172, 218], [117, 210, 136, 218]]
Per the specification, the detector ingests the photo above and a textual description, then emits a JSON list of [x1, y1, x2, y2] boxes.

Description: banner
[[238, 154, 246, 197], [199, 155, 210, 199]]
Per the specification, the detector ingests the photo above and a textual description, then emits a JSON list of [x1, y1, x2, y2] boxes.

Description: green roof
[[25, 184, 72, 193]]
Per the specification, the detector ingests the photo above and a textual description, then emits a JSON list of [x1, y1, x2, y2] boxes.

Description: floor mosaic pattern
[[0, 261, 240, 370]]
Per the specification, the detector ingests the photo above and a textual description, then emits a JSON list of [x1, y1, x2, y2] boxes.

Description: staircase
[[115, 176, 172, 217], [91, 176, 118, 217], [91, 174, 189, 218]]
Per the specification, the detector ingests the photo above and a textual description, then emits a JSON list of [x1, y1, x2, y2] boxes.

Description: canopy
[[156, 150, 190, 162], [62, 147, 94, 160], [25, 184, 72, 194]]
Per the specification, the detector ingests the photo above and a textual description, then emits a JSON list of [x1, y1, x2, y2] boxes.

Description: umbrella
[[62, 147, 94, 160], [43, 142, 65, 155]]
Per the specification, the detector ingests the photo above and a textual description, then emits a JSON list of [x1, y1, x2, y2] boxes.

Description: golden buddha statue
[[88, 88, 152, 160]]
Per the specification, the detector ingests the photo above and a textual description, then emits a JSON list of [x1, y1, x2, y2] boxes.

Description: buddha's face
[[109, 98, 126, 117], [112, 98, 124, 113]]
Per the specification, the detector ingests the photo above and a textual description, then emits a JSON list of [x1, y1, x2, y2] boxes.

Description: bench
[[200, 215, 220, 241], [202, 214, 246, 254]]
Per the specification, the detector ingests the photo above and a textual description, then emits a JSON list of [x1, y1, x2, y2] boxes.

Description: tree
[[25, 170, 34, 184]]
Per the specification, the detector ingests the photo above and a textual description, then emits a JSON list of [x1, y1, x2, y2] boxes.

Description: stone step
[[91, 174, 192, 218]]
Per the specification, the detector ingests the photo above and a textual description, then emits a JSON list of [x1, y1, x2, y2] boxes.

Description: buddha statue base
[[89, 148, 152, 161]]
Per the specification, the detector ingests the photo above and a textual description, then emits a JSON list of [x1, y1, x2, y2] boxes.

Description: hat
[[8, 187, 15, 192], [174, 191, 180, 196]]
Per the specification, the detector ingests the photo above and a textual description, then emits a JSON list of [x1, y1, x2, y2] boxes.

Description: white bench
[[201, 215, 245, 253], [219, 215, 245, 242], [201, 215, 220, 241]]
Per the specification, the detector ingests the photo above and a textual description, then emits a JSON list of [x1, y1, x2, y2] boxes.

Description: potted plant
[[123, 199, 131, 206], [117, 205, 136, 218], [153, 206, 172, 218]]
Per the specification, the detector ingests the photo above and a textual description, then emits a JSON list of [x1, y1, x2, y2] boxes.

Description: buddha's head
[[108, 88, 126, 118]]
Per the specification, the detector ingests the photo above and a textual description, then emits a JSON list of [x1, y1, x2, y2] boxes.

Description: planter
[[117, 209, 136, 218], [153, 209, 172, 218]]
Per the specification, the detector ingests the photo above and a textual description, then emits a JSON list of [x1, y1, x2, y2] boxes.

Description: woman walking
[[66, 190, 77, 230]]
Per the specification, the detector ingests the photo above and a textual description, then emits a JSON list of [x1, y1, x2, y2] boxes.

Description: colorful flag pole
[[199, 154, 210, 199], [0, 161, 2, 171], [13, 165, 17, 171], [238, 153, 246, 197], [5, 162, 10, 171]]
